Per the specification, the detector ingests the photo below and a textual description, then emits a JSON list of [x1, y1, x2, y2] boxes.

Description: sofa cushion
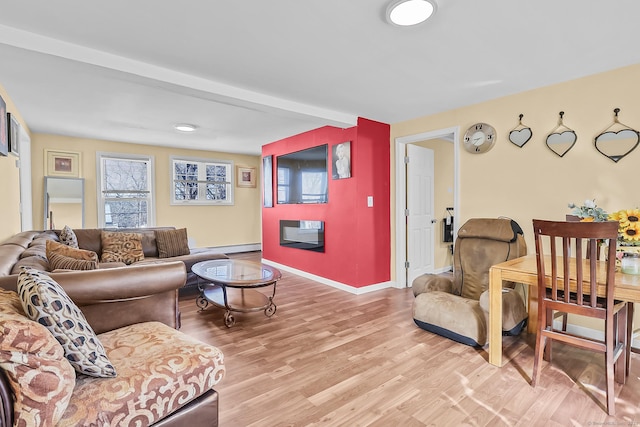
[[11, 256, 51, 275], [46, 240, 98, 262], [59, 321, 225, 426], [0, 289, 76, 427], [20, 244, 48, 260], [155, 228, 190, 258], [73, 228, 103, 256], [100, 231, 144, 265], [49, 252, 98, 271], [17, 267, 116, 378], [59, 225, 79, 248]]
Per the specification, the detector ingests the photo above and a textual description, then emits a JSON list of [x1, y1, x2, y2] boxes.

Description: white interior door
[[18, 125, 32, 231], [406, 144, 434, 285]]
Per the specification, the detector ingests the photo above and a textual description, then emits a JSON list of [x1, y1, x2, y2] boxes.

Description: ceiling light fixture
[[386, 0, 437, 27], [174, 123, 197, 132]]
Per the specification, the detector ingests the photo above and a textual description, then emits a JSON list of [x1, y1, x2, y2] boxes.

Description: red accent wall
[[261, 117, 390, 288]]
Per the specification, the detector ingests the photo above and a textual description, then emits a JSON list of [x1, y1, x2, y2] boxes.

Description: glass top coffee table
[[192, 259, 282, 327]]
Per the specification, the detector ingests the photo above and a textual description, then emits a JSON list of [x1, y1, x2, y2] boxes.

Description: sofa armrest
[[412, 274, 454, 297], [49, 261, 186, 334]]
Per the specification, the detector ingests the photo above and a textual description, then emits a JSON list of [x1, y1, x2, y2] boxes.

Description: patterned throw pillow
[[0, 289, 76, 426], [155, 228, 190, 258], [46, 239, 99, 262], [59, 225, 79, 248], [17, 267, 117, 378], [49, 252, 98, 271], [101, 231, 144, 265]]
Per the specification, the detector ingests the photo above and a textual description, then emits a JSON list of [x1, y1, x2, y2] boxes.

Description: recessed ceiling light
[[386, 0, 437, 27], [174, 123, 197, 132]]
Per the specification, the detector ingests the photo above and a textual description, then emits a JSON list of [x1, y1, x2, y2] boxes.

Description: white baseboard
[[192, 243, 262, 254], [433, 265, 453, 274], [262, 258, 393, 295]]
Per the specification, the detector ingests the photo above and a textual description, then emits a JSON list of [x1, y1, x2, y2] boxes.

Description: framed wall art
[[332, 141, 351, 179], [8, 113, 20, 156], [45, 149, 81, 177], [0, 95, 7, 157], [236, 165, 256, 188]]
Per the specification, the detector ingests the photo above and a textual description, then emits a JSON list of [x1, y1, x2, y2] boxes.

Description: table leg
[[627, 302, 634, 376], [489, 267, 503, 367]]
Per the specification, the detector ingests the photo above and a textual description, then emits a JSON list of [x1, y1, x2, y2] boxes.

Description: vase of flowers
[[567, 199, 610, 222], [608, 209, 640, 271]]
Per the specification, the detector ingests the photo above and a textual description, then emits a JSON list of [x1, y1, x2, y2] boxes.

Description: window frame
[[170, 156, 234, 206], [96, 152, 156, 228]]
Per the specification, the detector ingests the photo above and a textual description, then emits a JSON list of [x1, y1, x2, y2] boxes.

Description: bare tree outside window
[[172, 157, 233, 205], [100, 156, 152, 228]]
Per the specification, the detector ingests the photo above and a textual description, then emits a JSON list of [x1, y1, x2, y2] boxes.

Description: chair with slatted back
[[531, 219, 627, 415], [556, 215, 604, 331]]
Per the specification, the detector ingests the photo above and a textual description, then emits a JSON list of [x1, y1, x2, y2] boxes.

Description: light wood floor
[[179, 252, 640, 426]]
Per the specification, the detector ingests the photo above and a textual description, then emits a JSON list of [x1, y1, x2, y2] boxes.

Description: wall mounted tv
[[276, 144, 328, 204]]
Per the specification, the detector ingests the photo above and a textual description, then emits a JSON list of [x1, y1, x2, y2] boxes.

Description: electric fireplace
[[279, 220, 325, 252]]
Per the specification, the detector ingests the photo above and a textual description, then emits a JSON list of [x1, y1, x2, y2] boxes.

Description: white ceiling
[[1, 1, 640, 156]]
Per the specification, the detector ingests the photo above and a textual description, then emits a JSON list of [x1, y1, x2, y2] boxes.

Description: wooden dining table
[[488, 254, 640, 367]]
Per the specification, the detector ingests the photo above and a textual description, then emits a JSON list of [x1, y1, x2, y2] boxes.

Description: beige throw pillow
[[49, 252, 98, 271], [101, 231, 144, 265], [17, 268, 117, 378], [59, 225, 79, 248], [155, 228, 190, 258], [46, 239, 99, 262]]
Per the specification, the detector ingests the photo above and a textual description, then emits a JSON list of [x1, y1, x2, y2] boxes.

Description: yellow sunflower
[[621, 222, 640, 242], [615, 209, 640, 228], [608, 211, 622, 222]]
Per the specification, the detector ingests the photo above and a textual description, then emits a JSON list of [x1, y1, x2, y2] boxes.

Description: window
[[171, 157, 233, 205], [277, 167, 290, 203], [97, 153, 154, 228]]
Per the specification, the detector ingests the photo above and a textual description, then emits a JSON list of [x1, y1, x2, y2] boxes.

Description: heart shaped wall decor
[[509, 127, 532, 147], [546, 131, 577, 157], [594, 129, 640, 163]]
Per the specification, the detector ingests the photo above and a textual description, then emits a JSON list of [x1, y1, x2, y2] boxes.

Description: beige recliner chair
[[412, 218, 528, 347]]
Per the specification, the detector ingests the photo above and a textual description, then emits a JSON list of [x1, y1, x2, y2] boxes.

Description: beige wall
[[0, 84, 29, 241], [391, 63, 640, 332], [415, 138, 454, 270], [31, 134, 262, 248]]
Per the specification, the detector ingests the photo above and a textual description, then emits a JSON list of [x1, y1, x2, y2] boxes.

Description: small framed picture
[[0, 95, 7, 157], [332, 141, 351, 179], [8, 113, 20, 156], [45, 149, 81, 177], [236, 165, 257, 188]]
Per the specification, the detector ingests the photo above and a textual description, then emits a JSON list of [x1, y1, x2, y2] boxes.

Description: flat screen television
[[276, 144, 328, 204]]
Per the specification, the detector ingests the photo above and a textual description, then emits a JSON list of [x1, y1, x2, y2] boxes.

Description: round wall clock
[[463, 123, 496, 154]]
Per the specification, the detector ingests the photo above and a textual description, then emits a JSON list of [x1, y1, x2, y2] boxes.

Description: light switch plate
[[367, 196, 374, 207]]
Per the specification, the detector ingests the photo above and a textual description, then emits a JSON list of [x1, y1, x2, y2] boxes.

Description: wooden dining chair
[[531, 219, 627, 416]]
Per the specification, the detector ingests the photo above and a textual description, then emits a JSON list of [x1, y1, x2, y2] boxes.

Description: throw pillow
[[155, 228, 190, 258], [49, 252, 98, 271], [17, 267, 117, 378], [0, 289, 76, 426], [100, 231, 144, 265], [59, 225, 79, 248], [46, 239, 99, 262]]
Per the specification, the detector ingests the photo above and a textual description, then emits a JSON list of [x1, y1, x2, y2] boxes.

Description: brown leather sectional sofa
[[0, 227, 228, 291]]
